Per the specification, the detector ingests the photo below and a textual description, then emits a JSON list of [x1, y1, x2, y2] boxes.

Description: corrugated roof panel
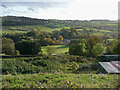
[[99, 61, 120, 74], [116, 64, 120, 68], [110, 61, 120, 71]]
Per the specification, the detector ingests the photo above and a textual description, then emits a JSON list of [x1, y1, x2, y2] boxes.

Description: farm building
[[62, 39, 70, 45], [99, 61, 120, 74]]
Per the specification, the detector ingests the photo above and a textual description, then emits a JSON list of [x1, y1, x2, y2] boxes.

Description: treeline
[[68, 36, 120, 57], [2, 27, 120, 56]]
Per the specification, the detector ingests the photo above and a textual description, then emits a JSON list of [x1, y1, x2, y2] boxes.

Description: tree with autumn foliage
[[59, 35, 63, 41]]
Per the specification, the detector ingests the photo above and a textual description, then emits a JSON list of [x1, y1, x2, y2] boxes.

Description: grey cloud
[[2, 8, 26, 14], [0, 4, 8, 8], [2, 2, 70, 9], [1, 1, 74, 17], [28, 8, 34, 11], [1, 0, 73, 2]]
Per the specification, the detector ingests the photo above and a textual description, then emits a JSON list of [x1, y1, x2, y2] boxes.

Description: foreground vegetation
[[2, 74, 119, 88], [2, 55, 98, 75], [2, 55, 119, 88]]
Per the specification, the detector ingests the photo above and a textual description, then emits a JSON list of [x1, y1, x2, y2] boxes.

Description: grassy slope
[[2, 74, 119, 88], [2, 21, 117, 35], [2, 56, 119, 88], [41, 45, 69, 55]]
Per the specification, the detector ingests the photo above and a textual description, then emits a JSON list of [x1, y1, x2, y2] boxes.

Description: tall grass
[[2, 74, 119, 88]]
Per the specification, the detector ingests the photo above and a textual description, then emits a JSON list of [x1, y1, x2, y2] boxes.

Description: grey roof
[[102, 55, 120, 56], [99, 61, 120, 74]]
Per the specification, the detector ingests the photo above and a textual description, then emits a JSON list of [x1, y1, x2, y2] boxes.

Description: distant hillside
[[2, 16, 73, 27], [2, 16, 117, 30], [90, 19, 110, 21], [2, 16, 49, 26]]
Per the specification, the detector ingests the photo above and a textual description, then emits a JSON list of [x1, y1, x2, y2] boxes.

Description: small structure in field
[[99, 61, 120, 74], [62, 39, 70, 45], [52, 54, 57, 56]]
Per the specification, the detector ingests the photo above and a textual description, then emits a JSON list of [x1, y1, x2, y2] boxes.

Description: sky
[[0, 0, 119, 20]]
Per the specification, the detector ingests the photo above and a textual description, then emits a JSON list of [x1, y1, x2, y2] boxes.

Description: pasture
[[2, 26, 71, 33], [41, 45, 69, 55]]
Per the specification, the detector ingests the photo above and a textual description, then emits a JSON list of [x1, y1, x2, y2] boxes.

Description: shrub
[[15, 50, 20, 55], [69, 43, 86, 56]]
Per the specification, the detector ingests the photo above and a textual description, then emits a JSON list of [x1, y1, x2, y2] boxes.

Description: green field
[[41, 45, 69, 55], [2, 25, 118, 38], [2, 29, 29, 34], [2, 74, 119, 88], [2, 26, 71, 34]]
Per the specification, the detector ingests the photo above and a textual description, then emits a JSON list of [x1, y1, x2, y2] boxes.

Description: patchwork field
[[2, 26, 71, 34]]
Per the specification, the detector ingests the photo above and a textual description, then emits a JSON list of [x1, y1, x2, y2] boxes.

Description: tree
[[54, 40, 61, 45], [91, 43, 106, 57], [112, 40, 120, 54], [26, 30, 40, 38], [69, 43, 86, 56], [59, 35, 63, 41], [53, 38, 56, 41], [38, 38, 54, 46], [106, 39, 118, 54], [2, 37, 16, 55], [86, 35, 104, 55], [68, 39, 86, 46], [3, 33, 23, 43], [15, 40, 41, 55]]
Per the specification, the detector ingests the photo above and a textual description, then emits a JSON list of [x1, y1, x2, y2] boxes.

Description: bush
[[15, 50, 20, 55], [69, 43, 86, 56], [2, 57, 64, 75], [71, 62, 79, 70]]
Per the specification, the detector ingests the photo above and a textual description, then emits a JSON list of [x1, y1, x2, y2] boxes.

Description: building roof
[[99, 61, 120, 74], [102, 55, 120, 56]]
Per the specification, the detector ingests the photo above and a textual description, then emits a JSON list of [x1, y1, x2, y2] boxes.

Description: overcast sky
[[0, 0, 119, 20]]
